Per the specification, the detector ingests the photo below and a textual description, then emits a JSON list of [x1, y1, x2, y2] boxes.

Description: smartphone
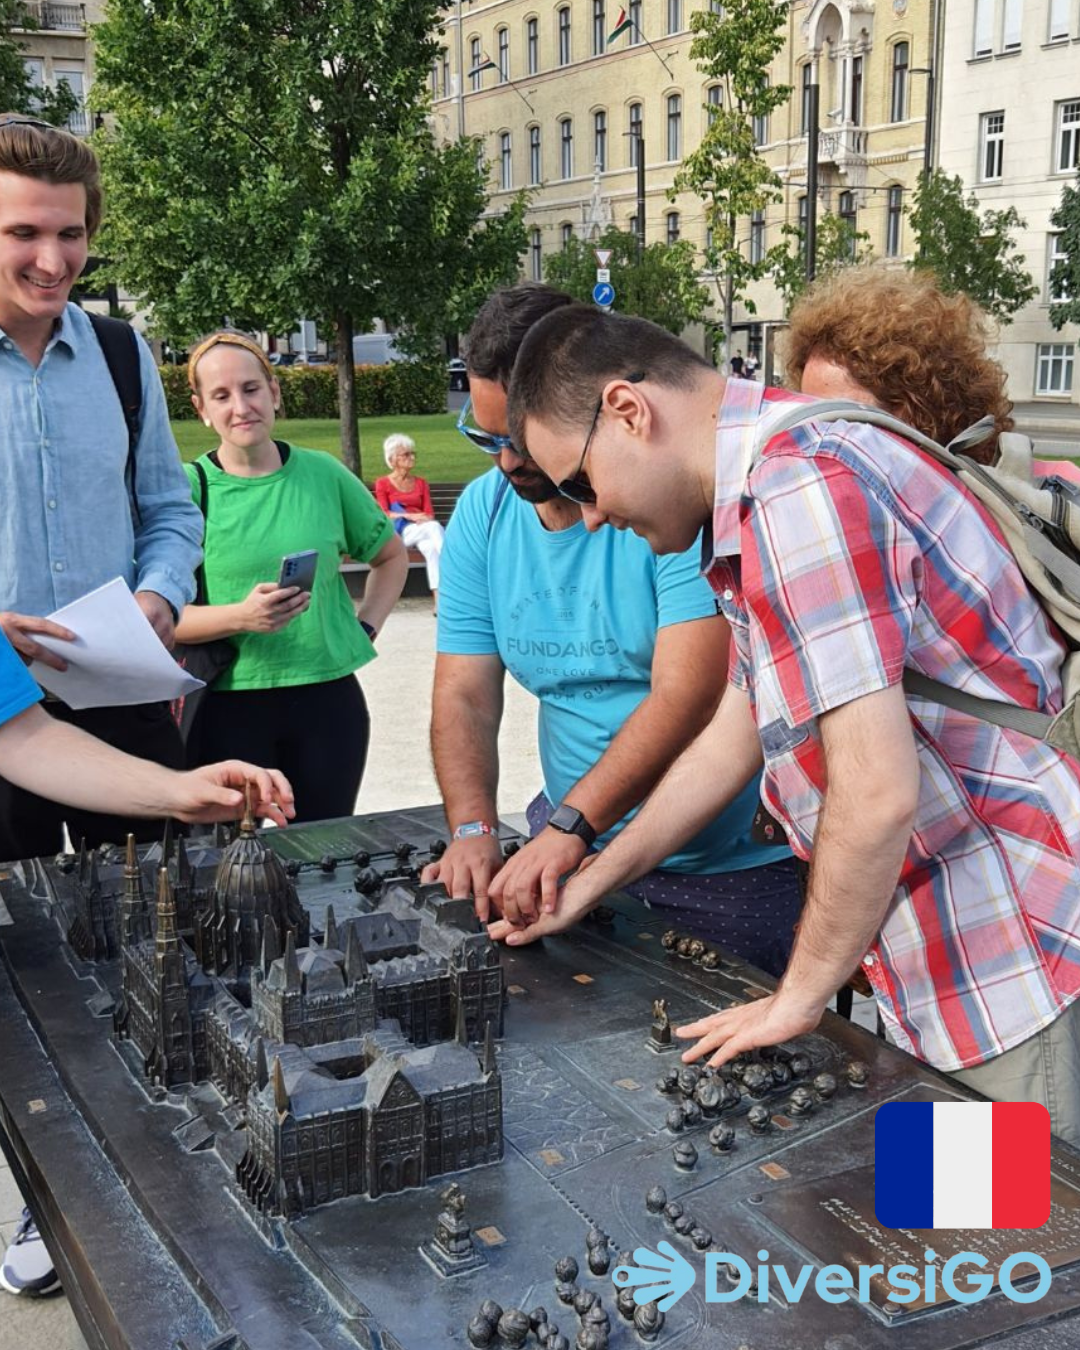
[[277, 550, 319, 593]]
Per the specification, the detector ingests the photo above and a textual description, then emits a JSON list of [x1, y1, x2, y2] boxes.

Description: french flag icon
[[875, 1101, 1050, 1229]]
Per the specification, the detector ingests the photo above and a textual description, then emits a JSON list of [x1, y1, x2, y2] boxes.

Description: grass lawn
[[171, 412, 491, 486]]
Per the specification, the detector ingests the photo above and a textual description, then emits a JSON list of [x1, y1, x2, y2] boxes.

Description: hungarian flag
[[608, 7, 633, 43], [875, 1101, 1050, 1229], [468, 53, 498, 77]]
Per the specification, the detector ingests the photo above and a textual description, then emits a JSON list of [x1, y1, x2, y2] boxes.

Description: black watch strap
[[548, 803, 597, 848]]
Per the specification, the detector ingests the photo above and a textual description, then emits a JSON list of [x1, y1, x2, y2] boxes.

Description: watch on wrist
[[452, 820, 495, 840], [548, 803, 597, 848], [359, 619, 377, 642]]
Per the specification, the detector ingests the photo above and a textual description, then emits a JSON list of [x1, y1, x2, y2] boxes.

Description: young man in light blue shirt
[[424, 285, 801, 977], [0, 115, 202, 862]]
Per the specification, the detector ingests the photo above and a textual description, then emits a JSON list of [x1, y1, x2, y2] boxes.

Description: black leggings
[[190, 676, 370, 824]]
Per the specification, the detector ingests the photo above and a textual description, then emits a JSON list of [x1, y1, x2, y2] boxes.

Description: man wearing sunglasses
[[423, 284, 803, 978]]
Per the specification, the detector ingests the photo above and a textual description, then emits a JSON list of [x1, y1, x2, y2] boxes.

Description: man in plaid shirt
[[495, 304, 1080, 1145]]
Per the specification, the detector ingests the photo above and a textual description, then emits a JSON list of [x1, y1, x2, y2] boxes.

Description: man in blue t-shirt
[[0, 630, 293, 833], [423, 285, 801, 977]]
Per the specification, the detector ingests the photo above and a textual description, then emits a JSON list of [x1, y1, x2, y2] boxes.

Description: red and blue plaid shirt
[[705, 379, 1080, 1071]]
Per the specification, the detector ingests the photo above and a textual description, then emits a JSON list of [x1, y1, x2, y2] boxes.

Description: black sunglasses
[[556, 372, 644, 506]]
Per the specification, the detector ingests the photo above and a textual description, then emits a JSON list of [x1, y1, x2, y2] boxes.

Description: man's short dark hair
[[508, 305, 713, 448], [466, 283, 576, 387]]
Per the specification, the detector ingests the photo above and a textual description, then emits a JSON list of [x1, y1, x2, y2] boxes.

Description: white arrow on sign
[[594, 248, 613, 267]]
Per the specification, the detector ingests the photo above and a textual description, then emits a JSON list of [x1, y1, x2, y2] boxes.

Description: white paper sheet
[[28, 577, 204, 710]]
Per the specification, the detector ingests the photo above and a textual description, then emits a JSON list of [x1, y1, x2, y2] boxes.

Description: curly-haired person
[[782, 266, 1013, 462]]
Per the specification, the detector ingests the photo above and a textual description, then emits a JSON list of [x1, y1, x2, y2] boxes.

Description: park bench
[[341, 481, 465, 597]]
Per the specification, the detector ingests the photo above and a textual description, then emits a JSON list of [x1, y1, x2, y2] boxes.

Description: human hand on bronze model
[[486, 856, 601, 945], [674, 989, 827, 1069], [167, 762, 296, 827], [421, 833, 505, 922], [485, 825, 588, 927]]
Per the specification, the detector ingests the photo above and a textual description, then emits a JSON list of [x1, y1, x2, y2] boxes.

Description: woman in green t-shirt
[[176, 331, 408, 821]]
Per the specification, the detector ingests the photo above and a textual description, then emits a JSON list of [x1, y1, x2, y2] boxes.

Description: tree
[[0, 0, 76, 123], [543, 226, 711, 334], [907, 169, 1036, 323], [91, 0, 526, 477], [671, 0, 791, 362], [1049, 170, 1080, 334], [769, 213, 874, 312]]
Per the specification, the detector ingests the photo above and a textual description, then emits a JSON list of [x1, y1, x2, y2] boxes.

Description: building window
[[886, 185, 903, 257], [529, 125, 542, 185], [891, 42, 909, 123], [629, 102, 643, 165], [752, 78, 768, 145], [431, 59, 440, 98], [797, 194, 808, 254], [1049, 0, 1069, 40], [629, 0, 642, 43], [562, 221, 574, 248], [497, 28, 510, 82], [526, 17, 540, 73], [838, 190, 857, 254], [973, 0, 993, 55], [594, 109, 607, 170], [800, 64, 813, 136], [850, 56, 863, 124], [1049, 234, 1072, 301], [1002, 0, 1022, 49], [593, 0, 605, 55], [666, 94, 681, 161], [469, 37, 482, 91], [558, 6, 572, 65], [749, 209, 765, 264], [499, 131, 512, 190], [667, 0, 682, 33], [706, 224, 714, 251], [980, 110, 1005, 181], [707, 84, 722, 128], [441, 49, 450, 96], [1057, 100, 1080, 173], [666, 211, 681, 243], [560, 116, 574, 178], [530, 228, 543, 281], [1036, 343, 1074, 395]]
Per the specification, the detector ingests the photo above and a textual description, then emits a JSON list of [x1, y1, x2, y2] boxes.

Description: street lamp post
[[911, 66, 935, 176]]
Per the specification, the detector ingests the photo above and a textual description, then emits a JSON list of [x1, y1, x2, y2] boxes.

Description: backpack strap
[[87, 312, 144, 521], [191, 459, 211, 604], [754, 398, 1070, 748]]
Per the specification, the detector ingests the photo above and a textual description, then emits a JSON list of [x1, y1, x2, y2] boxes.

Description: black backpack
[[86, 311, 144, 520]]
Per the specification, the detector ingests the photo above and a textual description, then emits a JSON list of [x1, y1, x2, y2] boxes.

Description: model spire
[[240, 781, 256, 835], [255, 1037, 269, 1091], [455, 999, 468, 1047], [482, 1019, 496, 1076], [283, 930, 301, 991], [344, 924, 368, 984], [272, 1056, 290, 1115], [324, 905, 339, 952]]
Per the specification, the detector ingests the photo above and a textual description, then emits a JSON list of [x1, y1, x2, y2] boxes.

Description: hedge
[[159, 360, 446, 421]]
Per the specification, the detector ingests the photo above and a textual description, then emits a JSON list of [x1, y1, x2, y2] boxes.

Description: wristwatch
[[548, 803, 597, 848], [453, 820, 495, 840], [359, 619, 377, 642]]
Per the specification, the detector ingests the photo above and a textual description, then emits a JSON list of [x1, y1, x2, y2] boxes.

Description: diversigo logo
[[614, 1101, 1054, 1312]]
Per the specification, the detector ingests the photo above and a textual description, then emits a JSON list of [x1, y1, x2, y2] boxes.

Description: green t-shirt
[[186, 445, 394, 691]]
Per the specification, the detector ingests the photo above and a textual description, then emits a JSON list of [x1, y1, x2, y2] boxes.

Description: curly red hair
[[781, 267, 1012, 465]]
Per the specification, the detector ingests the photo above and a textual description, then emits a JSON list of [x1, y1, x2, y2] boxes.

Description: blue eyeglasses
[[456, 396, 517, 456]]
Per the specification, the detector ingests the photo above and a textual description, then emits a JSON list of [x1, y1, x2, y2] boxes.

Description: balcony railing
[[817, 124, 868, 188], [66, 106, 89, 135], [15, 1, 86, 32]]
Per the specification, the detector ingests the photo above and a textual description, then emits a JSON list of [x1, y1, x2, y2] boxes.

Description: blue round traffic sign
[[592, 281, 615, 307]]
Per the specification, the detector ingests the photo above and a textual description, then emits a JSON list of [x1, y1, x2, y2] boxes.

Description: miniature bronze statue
[[660, 929, 679, 951], [466, 1313, 494, 1346], [788, 1086, 815, 1116], [665, 1105, 686, 1133], [615, 1286, 637, 1320], [645, 1184, 667, 1214], [554, 1256, 579, 1284], [673, 1140, 698, 1170], [691, 1226, 712, 1250], [663, 1200, 684, 1224], [709, 1122, 736, 1153], [633, 1301, 664, 1341], [813, 1071, 838, 1101], [673, 1210, 695, 1236], [747, 1104, 772, 1135], [846, 1059, 870, 1088], [648, 997, 672, 1050], [497, 1307, 530, 1348]]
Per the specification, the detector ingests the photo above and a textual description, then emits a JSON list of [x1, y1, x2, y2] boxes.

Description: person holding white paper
[[0, 116, 202, 862]]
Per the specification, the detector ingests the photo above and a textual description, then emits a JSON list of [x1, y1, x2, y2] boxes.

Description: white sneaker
[[0, 1208, 59, 1296]]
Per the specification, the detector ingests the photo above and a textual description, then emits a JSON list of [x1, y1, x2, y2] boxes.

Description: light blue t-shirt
[[0, 631, 43, 729], [437, 470, 790, 875]]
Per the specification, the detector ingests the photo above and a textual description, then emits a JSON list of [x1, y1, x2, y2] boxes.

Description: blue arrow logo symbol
[[612, 1240, 697, 1311]]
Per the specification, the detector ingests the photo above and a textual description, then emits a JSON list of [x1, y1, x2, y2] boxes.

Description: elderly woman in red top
[[374, 433, 446, 611]]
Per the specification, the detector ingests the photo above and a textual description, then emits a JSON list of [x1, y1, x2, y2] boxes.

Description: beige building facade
[[432, 0, 932, 368], [14, 0, 100, 134]]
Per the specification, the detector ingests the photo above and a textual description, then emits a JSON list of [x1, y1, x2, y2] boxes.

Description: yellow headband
[[187, 332, 275, 391]]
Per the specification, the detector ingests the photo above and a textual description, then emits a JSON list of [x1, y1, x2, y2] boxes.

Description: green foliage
[[91, 0, 525, 475], [159, 361, 445, 421], [908, 170, 1037, 324], [769, 214, 875, 312], [0, 0, 77, 123], [673, 0, 791, 354], [543, 225, 711, 333], [1049, 171, 1080, 334]]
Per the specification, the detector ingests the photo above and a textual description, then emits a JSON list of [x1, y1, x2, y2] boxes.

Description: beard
[[501, 464, 561, 503]]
